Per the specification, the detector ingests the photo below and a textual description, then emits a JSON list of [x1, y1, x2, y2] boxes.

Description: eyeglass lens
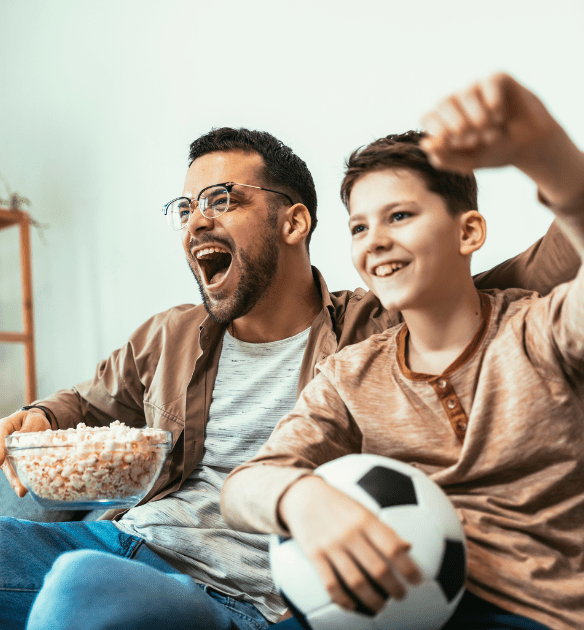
[[166, 185, 230, 230], [200, 186, 229, 218]]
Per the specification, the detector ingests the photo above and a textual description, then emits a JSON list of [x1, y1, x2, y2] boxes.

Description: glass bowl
[[5, 424, 173, 510]]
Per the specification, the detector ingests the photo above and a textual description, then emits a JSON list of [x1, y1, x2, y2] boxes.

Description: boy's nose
[[366, 225, 393, 252]]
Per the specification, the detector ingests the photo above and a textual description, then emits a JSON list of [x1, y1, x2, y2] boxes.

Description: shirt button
[[447, 398, 456, 409], [438, 379, 447, 389]]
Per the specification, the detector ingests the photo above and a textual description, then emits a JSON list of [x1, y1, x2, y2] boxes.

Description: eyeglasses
[[162, 182, 294, 231]]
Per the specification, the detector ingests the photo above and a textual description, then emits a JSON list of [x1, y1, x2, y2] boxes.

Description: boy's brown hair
[[340, 130, 478, 216]]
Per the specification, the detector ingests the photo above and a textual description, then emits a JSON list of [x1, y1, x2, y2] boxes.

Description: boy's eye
[[350, 224, 366, 236], [390, 211, 411, 222]]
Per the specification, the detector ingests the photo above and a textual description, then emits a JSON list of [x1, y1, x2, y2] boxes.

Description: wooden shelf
[[0, 206, 37, 402]]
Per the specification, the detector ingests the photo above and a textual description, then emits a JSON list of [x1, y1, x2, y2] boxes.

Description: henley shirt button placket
[[430, 376, 468, 442]]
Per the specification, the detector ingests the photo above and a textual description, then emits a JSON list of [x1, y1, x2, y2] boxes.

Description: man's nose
[[186, 206, 215, 235]]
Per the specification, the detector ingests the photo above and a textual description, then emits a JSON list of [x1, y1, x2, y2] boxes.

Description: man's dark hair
[[189, 127, 317, 251], [340, 130, 478, 216]]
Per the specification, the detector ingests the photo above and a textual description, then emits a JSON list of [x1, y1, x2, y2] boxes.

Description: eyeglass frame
[[162, 181, 295, 230]]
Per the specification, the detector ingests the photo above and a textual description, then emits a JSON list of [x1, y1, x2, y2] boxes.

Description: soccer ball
[[270, 454, 466, 630]]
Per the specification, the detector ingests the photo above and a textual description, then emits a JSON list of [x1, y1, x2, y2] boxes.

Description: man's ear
[[459, 210, 486, 256], [282, 203, 311, 246]]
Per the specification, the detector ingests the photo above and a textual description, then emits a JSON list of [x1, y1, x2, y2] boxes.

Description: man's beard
[[186, 215, 280, 324]]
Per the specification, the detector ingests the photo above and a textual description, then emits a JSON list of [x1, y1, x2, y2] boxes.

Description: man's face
[[181, 150, 281, 323], [349, 168, 466, 314]]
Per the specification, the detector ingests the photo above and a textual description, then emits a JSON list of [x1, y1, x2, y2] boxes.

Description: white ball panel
[[269, 535, 331, 612], [376, 506, 444, 579], [411, 474, 465, 540]]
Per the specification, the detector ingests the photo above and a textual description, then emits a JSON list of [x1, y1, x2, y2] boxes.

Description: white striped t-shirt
[[114, 326, 310, 622]]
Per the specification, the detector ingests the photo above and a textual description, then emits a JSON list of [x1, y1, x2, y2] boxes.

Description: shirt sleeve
[[518, 189, 584, 388], [29, 315, 166, 431], [473, 219, 580, 296], [522, 264, 584, 390], [221, 356, 363, 536]]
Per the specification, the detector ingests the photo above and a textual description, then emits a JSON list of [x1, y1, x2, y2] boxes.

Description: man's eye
[[351, 224, 366, 235], [177, 203, 191, 218], [208, 196, 228, 210]]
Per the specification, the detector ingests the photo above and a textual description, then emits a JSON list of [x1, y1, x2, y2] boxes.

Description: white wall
[[1, 0, 583, 412]]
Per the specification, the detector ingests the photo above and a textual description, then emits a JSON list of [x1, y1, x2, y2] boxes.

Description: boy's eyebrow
[[348, 201, 418, 223]]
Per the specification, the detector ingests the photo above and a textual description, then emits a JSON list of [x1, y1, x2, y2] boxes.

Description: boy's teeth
[[375, 262, 406, 277], [376, 264, 394, 277]]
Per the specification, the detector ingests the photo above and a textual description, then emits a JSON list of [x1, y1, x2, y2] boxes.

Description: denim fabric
[[0, 517, 270, 630]]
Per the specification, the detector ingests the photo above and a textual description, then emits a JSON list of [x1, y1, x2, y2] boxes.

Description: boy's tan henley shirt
[[223, 271, 584, 630]]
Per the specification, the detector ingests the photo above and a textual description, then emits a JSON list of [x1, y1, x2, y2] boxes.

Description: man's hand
[[279, 475, 422, 614], [0, 409, 51, 497]]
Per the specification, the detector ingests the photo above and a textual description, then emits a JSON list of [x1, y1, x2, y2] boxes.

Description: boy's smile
[[349, 168, 471, 315]]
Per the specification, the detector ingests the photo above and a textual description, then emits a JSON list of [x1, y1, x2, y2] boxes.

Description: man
[[0, 117, 579, 629]]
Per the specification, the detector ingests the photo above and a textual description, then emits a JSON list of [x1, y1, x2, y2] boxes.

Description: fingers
[[312, 540, 401, 614], [0, 410, 50, 497], [367, 519, 422, 587], [0, 412, 24, 467], [419, 72, 560, 174], [309, 525, 421, 614], [421, 78, 506, 154], [1, 459, 27, 497]]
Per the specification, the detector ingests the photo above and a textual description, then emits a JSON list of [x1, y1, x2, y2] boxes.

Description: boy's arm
[[221, 359, 421, 613], [420, 72, 584, 255]]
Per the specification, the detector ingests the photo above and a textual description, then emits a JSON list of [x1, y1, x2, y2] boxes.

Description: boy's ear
[[459, 210, 486, 256], [281, 203, 311, 246]]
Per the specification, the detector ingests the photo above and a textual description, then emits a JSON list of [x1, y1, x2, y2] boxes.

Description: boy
[[221, 73, 584, 630]]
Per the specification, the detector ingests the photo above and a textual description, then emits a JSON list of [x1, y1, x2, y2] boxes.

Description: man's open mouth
[[196, 247, 233, 286]]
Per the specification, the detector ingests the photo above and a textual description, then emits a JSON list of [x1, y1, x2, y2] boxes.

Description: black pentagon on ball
[[436, 539, 466, 602], [357, 466, 418, 508], [280, 591, 314, 630]]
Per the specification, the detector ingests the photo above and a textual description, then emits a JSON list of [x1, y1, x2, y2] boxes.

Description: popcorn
[[7, 422, 170, 504]]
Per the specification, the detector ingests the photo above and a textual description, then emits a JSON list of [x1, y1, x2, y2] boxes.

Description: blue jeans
[[0, 516, 271, 630], [0, 517, 553, 630]]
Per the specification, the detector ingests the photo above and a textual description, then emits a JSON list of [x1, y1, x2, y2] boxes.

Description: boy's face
[[348, 168, 470, 314]]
